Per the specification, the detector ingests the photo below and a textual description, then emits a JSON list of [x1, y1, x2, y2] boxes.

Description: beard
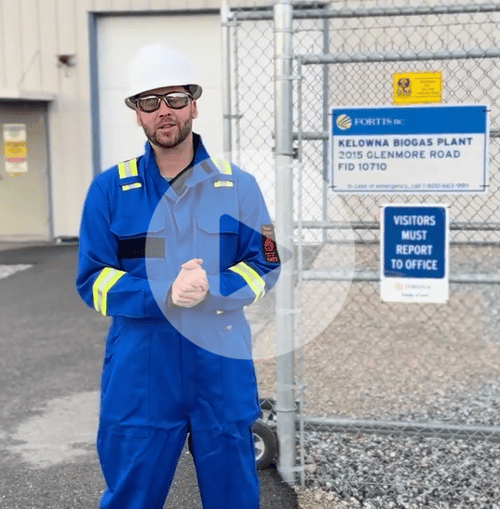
[[142, 116, 193, 150]]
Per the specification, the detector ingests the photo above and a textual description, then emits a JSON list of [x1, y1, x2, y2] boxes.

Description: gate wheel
[[252, 420, 278, 470]]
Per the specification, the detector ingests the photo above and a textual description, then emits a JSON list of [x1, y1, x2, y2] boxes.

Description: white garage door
[[97, 14, 222, 172]]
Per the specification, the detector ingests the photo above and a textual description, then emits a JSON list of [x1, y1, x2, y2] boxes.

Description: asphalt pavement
[[0, 243, 299, 509]]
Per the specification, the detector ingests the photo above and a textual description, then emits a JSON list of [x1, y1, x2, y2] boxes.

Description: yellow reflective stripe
[[229, 262, 265, 303], [117, 162, 126, 179], [92, 267, 126, 316], [214, 180, 233, 188], [221, 160, 232, 175], [211, 156, 232, 175], [121, 182, 142, 191], [118, 158, 138, 179]]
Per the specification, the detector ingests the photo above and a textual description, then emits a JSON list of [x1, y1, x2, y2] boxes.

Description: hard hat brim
[[125, 84, 202, 110]]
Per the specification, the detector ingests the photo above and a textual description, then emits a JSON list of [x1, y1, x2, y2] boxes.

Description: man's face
[[135, 86, 198, 150]]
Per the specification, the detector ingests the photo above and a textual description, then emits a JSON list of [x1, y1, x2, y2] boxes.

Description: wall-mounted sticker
[[3, 124, 28, 176]]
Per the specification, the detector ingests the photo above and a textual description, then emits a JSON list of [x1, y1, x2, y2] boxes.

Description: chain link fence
[[227, 1, 500, 507]]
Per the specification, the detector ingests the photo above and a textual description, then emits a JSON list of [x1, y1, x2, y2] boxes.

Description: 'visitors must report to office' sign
[[381, 204, 449, 303], [329, 104, 489, 194]]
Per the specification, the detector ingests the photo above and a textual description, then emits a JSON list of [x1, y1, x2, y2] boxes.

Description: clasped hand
[[171, 258, 208, 308]]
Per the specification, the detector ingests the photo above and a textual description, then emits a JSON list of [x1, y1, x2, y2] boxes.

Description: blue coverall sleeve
[[201, 176, 281, 313], [76, 180, 170, 319]]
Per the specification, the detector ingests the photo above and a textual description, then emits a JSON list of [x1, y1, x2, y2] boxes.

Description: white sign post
[[330, 104, 489, 194]]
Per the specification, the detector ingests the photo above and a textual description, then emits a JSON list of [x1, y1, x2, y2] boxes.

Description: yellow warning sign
[[393, 72, 442, 104], [3, 141, 27, 159], [3, 124, 28, 174]]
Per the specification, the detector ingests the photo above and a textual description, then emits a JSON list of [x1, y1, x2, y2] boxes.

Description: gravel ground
[[298, 383, 500, 509], [255, 243, 500, 508]]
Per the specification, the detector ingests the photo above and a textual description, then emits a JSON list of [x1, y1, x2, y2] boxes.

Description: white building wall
[[0, 0, 275, 239]]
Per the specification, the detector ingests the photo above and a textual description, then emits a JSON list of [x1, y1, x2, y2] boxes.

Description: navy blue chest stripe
[[117, 237, 165, 259]]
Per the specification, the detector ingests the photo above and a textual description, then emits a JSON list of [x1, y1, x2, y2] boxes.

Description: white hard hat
[[125, 44, 202, 109]]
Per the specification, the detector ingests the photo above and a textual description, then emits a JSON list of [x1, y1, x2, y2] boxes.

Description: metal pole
[[302, 46, 500, 65], [296, 55, 305, 487], [232, 2, 500, 21], [221, 0, 232, 156], [301, 416, 500, 443], [232, 16, 241, 166], [274, 0, 296, 485], [321, 12, 329, 244]]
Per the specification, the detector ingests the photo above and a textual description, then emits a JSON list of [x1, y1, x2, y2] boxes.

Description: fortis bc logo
[[336, 114, 352, 130]]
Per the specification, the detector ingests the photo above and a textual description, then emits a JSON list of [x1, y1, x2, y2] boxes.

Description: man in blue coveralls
[[76, 45, 280, 509]]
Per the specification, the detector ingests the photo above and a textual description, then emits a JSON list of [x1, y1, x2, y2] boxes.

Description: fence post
[[274, 0, 296, 484], [321, 12, 329, 244], [221, 0, 232, 156]]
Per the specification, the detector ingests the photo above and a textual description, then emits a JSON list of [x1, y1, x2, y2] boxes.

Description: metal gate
[[224, 1, 500, 507]]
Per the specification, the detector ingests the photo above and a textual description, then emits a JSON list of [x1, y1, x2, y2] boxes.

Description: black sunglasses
[[134, 91, 193, 113]]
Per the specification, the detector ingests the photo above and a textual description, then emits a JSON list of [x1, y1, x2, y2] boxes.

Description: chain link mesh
[[230, 1, 500, 507]]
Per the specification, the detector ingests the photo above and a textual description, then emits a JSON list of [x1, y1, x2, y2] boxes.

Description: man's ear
[[192, 100, 198, 120], [135, 109, 142, 127]]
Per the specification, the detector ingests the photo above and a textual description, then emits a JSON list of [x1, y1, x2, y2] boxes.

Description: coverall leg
[[97, 425, 188, 509], [187, 343, 260, 509], [189, 422, 260, 509], [97, 323, 191, 509]]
